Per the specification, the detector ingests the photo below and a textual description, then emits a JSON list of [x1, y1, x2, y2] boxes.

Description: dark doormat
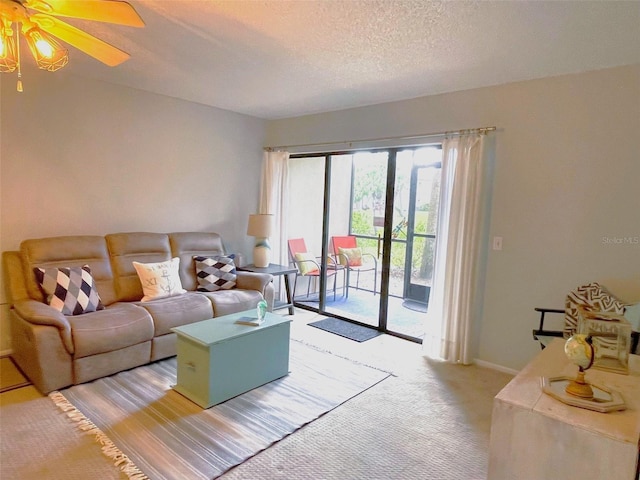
[[308, 317, 382, 342]]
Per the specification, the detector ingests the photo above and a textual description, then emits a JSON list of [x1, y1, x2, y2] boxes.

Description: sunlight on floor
[[282, 307, 425, 375]]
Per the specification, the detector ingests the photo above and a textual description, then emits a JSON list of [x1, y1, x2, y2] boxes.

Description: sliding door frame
[[290, 147, 432, 344]]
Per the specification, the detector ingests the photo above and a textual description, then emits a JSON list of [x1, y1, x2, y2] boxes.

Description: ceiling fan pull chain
[[16, 23, 22, 92]]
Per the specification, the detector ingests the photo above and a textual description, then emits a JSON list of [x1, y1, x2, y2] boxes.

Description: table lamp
[[247, 214, 274, 268]]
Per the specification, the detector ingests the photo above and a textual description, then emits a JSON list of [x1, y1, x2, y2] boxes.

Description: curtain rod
[[264, 126, 496, 152]]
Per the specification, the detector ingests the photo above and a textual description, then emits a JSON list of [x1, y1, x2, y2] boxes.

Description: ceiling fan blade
[[31, 13, 130, 66], [25, 0, 144, 27]]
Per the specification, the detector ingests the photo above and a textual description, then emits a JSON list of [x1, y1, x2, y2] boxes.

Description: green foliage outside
[[350, 210, 434, 280], [349, 154, 441, 286]]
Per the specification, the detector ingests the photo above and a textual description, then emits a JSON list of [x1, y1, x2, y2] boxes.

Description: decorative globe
[[564, 334, 594, 370]]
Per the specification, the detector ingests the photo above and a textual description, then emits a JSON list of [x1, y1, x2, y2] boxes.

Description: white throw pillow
[[132, 257, 186, 302]]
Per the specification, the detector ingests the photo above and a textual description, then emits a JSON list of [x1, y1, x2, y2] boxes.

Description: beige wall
[[267, 64, 640, 371], [0, 70, 266, 353]]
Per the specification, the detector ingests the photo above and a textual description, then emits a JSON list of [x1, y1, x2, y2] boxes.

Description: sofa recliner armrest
[[235, 271, 273, 294], [13, 300, 74, 354]]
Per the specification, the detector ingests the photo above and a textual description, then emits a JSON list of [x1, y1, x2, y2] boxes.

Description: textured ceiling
[[23, 0, 640, 119]]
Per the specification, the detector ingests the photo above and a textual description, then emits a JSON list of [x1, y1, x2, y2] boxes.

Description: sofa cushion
[[194, 255, 237, 291], [74, 341, 151, 386], [21, 235, 117, 306], [68, 303, 154, 358], [133, 257, 187, 302], [34, 265, 105, 316], [169, 232, 226, 291], [136, 292, 213, 336], [200, 289, 264, 317], [150, 334, 178, 362], [106, 232, 172, 302]]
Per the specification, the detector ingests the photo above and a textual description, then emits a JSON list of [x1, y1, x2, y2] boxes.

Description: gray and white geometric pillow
[[194, 255, 237, 292], [34, 265, 104, 316]]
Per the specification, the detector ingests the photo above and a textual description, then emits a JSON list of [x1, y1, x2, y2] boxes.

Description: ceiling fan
[[0, 0, 144, 90]]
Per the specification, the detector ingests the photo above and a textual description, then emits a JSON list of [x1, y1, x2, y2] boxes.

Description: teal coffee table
[[171, 310, 292, 408]]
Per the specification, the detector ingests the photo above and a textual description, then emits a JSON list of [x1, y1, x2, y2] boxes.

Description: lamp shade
[[247, 214, 273, 238]]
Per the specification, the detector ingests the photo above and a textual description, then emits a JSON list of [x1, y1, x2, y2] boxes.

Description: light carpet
[[50, 340, 390, 480]]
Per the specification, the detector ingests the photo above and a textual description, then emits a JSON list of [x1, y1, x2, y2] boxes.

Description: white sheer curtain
[[423, 133, 492, 364], [258, 150, 290, 279]]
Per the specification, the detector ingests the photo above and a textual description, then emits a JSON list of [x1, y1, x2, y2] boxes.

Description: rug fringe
[[49, 391, 149, 480]]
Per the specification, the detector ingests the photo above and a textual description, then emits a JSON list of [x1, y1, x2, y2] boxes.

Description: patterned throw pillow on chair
[[34, 265, 104, 316], [564, 282, 625, 337], [194, 255, 237, 291], [338, 247, 363, 267], [294, 252, 320, 275]]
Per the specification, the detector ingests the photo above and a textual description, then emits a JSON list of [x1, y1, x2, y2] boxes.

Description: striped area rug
[[50, 340, 390, 480]]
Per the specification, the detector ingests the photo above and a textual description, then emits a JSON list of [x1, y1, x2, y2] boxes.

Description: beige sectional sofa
[[3, 231, 274, 394]]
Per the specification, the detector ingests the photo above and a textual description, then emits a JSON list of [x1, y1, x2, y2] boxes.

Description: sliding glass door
[[324, 152, 387, 328], [287, 145, 442, 342], [287, 156, 330, 304], [386, 148, 442, 337]]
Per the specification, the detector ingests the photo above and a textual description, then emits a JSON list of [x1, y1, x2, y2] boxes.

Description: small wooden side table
[[237, 263, 296, 315]]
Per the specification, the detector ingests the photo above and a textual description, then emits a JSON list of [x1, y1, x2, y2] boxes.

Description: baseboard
[[474, 358, 519, 376]]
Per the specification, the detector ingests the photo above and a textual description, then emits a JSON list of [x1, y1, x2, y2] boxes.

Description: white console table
[[488, 339, 640, 480]]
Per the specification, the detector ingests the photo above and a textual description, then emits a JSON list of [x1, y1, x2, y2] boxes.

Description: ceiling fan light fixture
[[0, 22, 17, 72], [0, 0, 143, 90], [23, 25, 67, 71]]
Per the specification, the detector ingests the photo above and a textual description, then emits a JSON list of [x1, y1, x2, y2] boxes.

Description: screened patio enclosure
[[287, 146, 442, 341]]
